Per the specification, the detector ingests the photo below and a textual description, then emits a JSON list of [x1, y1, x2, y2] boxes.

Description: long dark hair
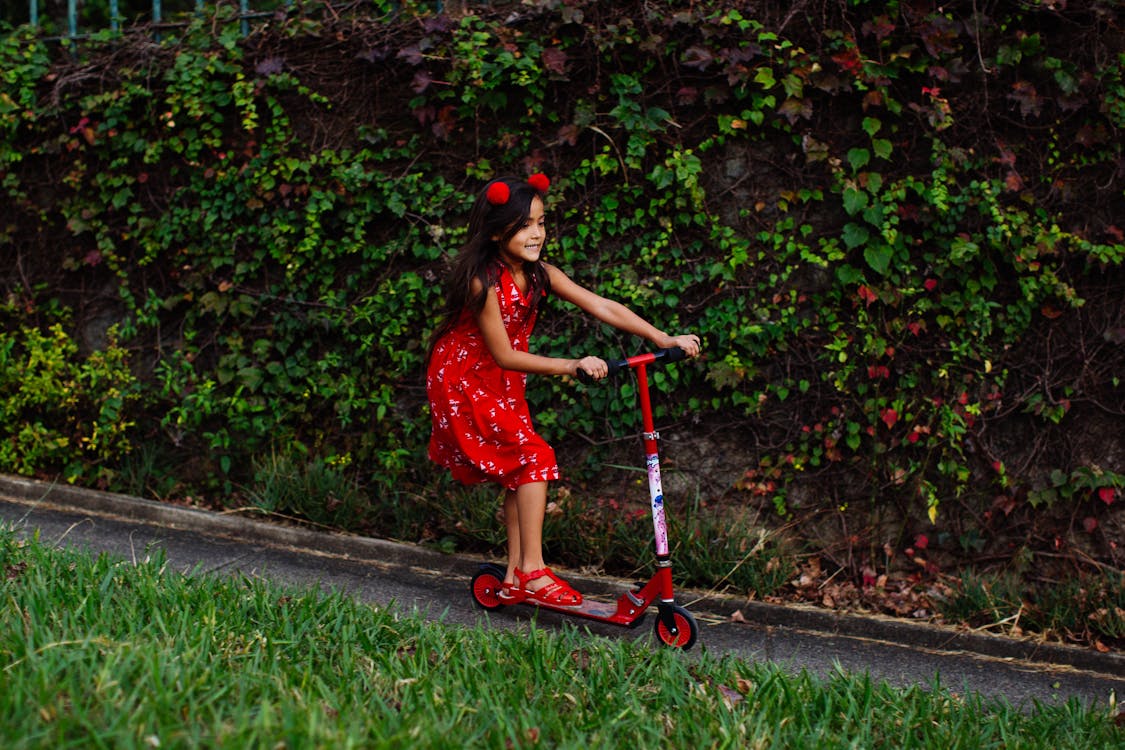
[[427, 177, 551, 361]]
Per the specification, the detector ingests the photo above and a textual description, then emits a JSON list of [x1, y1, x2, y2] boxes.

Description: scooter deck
[[475, 563, 659, 627], [504, 588, 650, 627]]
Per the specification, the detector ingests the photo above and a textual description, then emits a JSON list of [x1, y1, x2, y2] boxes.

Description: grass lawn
[[1, 526, 1120, 749]]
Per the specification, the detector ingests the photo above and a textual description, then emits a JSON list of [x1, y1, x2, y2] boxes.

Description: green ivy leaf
[[835, 264, 864, 285], [842, 187, 868, 216], [754, 67, 776, 88], [872, 138, 893, 160], [842, 222, 870, 249], [847, 147, 871, 170], [864, 244, 894, 275]]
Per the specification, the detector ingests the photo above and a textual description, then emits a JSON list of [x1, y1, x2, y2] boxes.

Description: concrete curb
[[2, 474, 1122, 677]]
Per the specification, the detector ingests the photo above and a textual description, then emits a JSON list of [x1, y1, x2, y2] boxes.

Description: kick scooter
[[469, 347, 699, 650]]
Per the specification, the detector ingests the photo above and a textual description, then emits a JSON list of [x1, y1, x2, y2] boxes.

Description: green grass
[[1, 526, 1120, 749]]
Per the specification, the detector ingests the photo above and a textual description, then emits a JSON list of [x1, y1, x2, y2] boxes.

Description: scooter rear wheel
[[654, 604, 698, 650], [470, 564, 507, 610]]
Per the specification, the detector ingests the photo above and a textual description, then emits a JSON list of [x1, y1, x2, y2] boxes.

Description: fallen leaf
[[716, 683, 744, 707]]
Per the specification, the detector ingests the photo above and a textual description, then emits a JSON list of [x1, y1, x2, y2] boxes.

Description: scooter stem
[[635, 363, 670, 559]]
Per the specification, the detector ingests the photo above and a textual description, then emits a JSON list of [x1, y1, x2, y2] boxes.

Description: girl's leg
[[503, 489, 522, 586], [504, 481, 581, 603], [513, 480, 548, 585]]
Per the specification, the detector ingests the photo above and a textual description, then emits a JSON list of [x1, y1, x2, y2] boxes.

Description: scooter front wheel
[[470, 564, 507, 610], [654, 604, 698, 650]]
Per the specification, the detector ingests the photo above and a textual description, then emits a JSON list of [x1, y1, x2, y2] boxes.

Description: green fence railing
[[12, 1, 448, 41], [16, 0, 290, 39]]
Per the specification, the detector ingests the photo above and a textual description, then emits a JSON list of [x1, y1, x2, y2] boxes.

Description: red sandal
[[498, 580, 525, 604], [515, 567, 583, 607]]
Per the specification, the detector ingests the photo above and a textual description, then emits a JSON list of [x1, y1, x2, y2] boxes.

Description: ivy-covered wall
[[2, 0, 1123, 570]]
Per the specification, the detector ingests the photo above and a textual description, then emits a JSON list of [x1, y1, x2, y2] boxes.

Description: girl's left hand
[[664, 333, 702, 358], [576, 356, 609, 380]]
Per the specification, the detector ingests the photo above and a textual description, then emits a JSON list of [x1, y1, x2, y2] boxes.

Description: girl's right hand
[[575, 356, 609, 380]]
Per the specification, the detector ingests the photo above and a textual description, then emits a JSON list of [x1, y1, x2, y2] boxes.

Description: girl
[[426, 174, 701, 607]]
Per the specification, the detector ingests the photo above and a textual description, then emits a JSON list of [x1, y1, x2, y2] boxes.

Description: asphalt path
[[1, 475, 1121, 713]]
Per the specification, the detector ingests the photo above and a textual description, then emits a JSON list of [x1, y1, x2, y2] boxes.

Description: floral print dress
[[426, 265, 560, 491]]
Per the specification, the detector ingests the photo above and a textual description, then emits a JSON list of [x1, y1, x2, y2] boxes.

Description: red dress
[[427, 265, 560, 491]]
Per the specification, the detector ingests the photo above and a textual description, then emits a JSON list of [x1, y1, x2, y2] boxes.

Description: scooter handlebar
[[576, 347, 687, 384]]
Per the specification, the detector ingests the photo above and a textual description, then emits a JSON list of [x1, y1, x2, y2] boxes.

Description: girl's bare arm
[[474, 279, 606, 377], [545, 264, 701, 357]]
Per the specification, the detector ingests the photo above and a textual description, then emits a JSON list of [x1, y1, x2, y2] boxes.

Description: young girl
[[426, 174, 701, 607]]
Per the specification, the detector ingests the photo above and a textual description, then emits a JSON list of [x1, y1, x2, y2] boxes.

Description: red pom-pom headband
[[527, 173, 550, 193], [485, 182, 510, 205], [485, 174, 550, 206]]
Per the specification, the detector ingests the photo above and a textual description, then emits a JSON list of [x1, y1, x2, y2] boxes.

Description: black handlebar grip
[[657, 346, 687, 364]]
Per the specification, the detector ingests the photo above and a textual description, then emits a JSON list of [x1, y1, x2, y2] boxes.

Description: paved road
[[1, 476, 1121, 712]]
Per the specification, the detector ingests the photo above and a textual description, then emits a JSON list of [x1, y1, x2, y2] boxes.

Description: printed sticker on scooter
[[647, 455, 669, 553], [646, 454, 662, 499]]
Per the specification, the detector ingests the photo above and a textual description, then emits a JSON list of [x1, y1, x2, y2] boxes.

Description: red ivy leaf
[[777, 97, 813, 124], [431, 105, 458, 141], [831, 47, 862, 75], [396, 45, 424, 66], [867, 365, 890, 379], [1041, 305, 1063, 319], [556, 124, 580, 147], [919, 17, 960, 57], [541, 47, 568, 75], [862, 15, 896, 41], [1083, 517, 1098, 534], [880, 407, 898, 429], [411, 71, 433, 95], [1097, 487, 1116, 505], [681, 46, 714, 70], [1009, 81, 1043, 118]]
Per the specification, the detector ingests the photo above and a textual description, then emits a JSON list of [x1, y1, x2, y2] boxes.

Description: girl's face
[[496, 196, 546, 268]]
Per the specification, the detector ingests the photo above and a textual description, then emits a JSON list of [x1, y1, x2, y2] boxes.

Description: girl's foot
[[514, 567, 582, 606]]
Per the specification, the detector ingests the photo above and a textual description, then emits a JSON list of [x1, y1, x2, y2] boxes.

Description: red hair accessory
[[527, 173, 550, 193], [486, 181, 510, 205]]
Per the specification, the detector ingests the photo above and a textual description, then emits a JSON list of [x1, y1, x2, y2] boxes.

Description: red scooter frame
[[470, 347, 698, 650]]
